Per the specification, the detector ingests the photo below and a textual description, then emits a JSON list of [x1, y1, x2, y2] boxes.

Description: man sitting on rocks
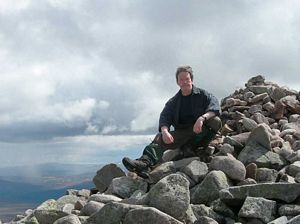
[[123, 65, 221, 178]]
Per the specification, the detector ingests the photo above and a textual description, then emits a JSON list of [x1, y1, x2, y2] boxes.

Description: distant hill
[[0, 178, 94, 203], [0, 163, 99, 203], [0, 163, 102, 177]]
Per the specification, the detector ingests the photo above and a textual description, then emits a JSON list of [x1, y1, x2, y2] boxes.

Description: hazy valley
[[0, 163, 101, 222]]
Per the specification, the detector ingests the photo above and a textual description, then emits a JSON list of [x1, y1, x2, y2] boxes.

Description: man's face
[[177, 71, 193, 93]]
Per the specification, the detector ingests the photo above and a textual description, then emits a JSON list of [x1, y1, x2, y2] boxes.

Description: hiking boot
[[122, 156, 151, 178]]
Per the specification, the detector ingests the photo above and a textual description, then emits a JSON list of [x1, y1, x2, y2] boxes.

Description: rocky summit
[[3, 76, 300, 224]]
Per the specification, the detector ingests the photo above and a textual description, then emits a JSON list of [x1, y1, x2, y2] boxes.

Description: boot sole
[[122, 158, 149, 179]]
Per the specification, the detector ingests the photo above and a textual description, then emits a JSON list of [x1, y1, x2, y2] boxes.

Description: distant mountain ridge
[[0, 163, 99, 203], [0, 178, 94, 203], [0, 162, 102, 177]]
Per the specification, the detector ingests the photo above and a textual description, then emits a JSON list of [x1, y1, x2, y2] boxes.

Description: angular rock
[[34, 208, 68, 224], [77, 189, 90, 198], [287, 215, 300, 224], [80, 201, 104, 216], [272, 100, 286, 120], [191, 170, 231, 205], [182, 204, 197, 224], [250, 93, 269, 104], [61, 204, 74, 214], [220, 183, 300, 205], [194, 216, 218, 224], [287, 161, 300, 177], [173, 157, 200, 170], [74, 199, 86, 210], [248, 85, 271, 94], [57, 195, 79, 210], [209, 155, 246, 181], [88, 201, 142, 224], [162, 148, 182, 162], [249, 104, 263, 115], [146, 174, 190, 220], [106, 176, 148, 198], [210, 199, 236, 219], [278, 204, 300, 217], [218, 143, 235, 155], [255, 151, 287, 170], [93, 163, 125, 193], [123, 207, 183, 224], [238, 125, 273, 165], [224, 136, 244, 149], [176, 171, 197, 188], [238, 196, 276, 223], [242, 117, 258, 131], [268, 216, 288, 224], [237, 178, 257, 186], [256, 168, 278, 183], [88, 193, 122, 203], [181, 160, 208, 183], [191, 204, 225, 223], [148, 161, 176, 183], [53, 214, 81, 224], [263, 102, 275, 112], [246, 163, 257, 179], [247, 75, 265, 86]]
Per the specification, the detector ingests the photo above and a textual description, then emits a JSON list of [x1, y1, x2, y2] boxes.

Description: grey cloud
[[1, 0, 300, 144]]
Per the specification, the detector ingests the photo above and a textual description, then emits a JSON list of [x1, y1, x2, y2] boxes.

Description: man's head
[[175, 65, 193, 82], [176, 65, 193, 96]]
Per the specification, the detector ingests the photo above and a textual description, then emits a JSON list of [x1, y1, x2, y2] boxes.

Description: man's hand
[[193, 116, 205, 134], [161, 127, 174, 144]]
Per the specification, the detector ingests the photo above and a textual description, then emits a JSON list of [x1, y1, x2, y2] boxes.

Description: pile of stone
[[4, 76, 300, 224]]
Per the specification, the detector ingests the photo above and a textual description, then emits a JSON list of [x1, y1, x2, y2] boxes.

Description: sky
[[0, 0, 300, 167]]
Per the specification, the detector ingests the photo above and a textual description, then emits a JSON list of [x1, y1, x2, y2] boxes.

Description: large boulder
[[80, 201, 104, 216], [191, 170, 231, 205], [181, 160, 208, 183], [88, 201, 142, 224], [106, 176, 148, 199], [93, 163, 125, 193], [238, 125, 272, 165], [220, 183, 300, 205], [123, 207, 183, 224], [146, 174, 190, 220], [53, 214, 81, 224], [238, 196, 276, 223], [209, 155, 246, 181]]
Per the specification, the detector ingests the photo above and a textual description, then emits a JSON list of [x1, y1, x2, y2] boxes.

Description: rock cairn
[[4, 76, 300, 224]]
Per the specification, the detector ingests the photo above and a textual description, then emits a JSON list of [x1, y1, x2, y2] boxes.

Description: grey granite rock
[[123, 207, 183, 224], [209, 155, 246, 181], [146, 174, 190, 220], [238, 196, 276, 223], [181, 160, 208, 183], [220, 183, 300, 205], [93, 163, 125, 193], [191, 171, 231, 205], [106, 176, 148, 199]]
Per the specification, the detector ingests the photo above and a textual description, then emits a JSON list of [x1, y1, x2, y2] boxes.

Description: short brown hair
[[175, 65, 193, 81]]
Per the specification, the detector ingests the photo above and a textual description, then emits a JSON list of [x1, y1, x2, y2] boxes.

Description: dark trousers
[[142, 116, 222, 165]]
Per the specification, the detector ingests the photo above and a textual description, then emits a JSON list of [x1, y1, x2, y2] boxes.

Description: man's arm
[[161, 126, 174, 144], [193, 111, 216, 134]]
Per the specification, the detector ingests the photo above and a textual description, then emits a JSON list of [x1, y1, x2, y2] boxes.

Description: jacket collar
[[177, 85, 200, 96]]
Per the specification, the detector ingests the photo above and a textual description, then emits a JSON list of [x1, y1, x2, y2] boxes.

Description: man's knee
[[205, 116, 222, 133], [153, 133, 163, 144]]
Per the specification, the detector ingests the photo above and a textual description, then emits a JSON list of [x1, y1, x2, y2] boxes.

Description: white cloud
[[53, 98, 96, 123], [98, 100, 110, 110], [101, 125, 117, 134], [0, 0, 31, 14], [84, 122, 99, 135]]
